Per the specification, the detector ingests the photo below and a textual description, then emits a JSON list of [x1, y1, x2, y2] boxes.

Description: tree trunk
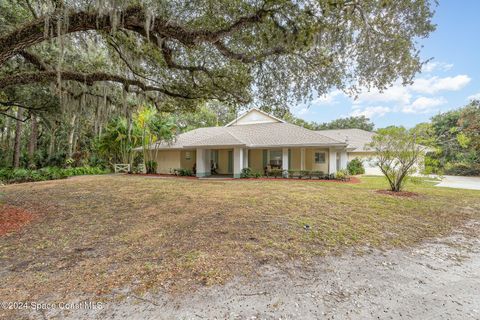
[[67, 114, 77, 158], [12, 108, 24, 168], [28, 114, 38, 168]]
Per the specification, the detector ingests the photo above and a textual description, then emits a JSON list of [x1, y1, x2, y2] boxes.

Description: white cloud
[[350, 106, 391, 118], [354, 85, 411, 105], [313, 90, 343, 105], [467, 92, 480, 101], [421, 61, 454, 73], [411, 75, 471, 94], [402, 97, 447, 114]]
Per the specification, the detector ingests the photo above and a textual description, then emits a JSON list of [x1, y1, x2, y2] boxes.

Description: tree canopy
[[0, 0, 436, 171], [284, 114, 375, 131], [0, 0, 435, 114], [369, 126, 425, 192], [413, 100, 480, 175]]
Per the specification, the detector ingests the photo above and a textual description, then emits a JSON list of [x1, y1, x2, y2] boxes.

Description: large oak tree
[[0, 0, 435, 112]]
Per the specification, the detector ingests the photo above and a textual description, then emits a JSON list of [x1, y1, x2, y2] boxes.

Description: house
[[143, 109, 377, 177]]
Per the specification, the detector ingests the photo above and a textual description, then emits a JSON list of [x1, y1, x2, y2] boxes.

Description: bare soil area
[[27, 222, 480, 320]]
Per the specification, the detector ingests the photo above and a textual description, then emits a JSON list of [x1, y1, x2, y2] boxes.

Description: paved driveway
[[436, 175, 480, 190]]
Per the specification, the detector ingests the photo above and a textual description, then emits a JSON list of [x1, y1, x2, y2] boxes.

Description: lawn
[[1, 175, 479, 306]]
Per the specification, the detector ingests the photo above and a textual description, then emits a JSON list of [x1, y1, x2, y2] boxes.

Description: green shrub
[[270, 168, 283, 178], [444, 163, 480, 176], [347, 158, 365, 175], [253, 171, 263, 178], [240, 167, 253, 178], [0, 166, 108, 184], [145, 160, 158, 174], [287, 170, 296, 178], [311, 171, 324, 179], [300, 170, 310, 179], [335, 169, 349, 180], [176, 168, 193, 176]]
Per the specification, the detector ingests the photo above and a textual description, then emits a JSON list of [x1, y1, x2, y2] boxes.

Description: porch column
[[233, 147, 244, 178], [243, 148, 249, 168], [196, 148, 210, 177], [339, 150, 348, 170], [328, 148, 337, 175], [282, 148, 289, 177], [300, 148, 305, 170]]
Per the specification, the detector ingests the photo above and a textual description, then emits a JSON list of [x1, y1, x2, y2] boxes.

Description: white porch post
[[329, 148, 337, 175], [196, 148, 209, 177], [339, 150, 348, 170], [282, 148, 289, 177], [300, 148, 305, 170], [243, 148, 249, 168], [233, 147, 244, 178]]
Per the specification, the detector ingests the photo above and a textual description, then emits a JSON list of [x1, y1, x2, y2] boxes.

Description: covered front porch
[[194, 147, 348, 178]]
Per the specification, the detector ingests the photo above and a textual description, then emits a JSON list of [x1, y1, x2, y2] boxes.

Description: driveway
[[436, 175, 480, 190]]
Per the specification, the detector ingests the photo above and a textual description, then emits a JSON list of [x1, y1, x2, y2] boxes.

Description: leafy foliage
[[284, 113, 375, 131], [347, 158, 365, 175], [175, 168, 193, 176], [335, 169, 349, 181], [370, 126, 425, 192], [413, 100, 480, 175], [145, 160, 157, 174], [0, 166, 108, 184]]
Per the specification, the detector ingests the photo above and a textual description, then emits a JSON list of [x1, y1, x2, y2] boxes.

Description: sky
[[292, 1, 480, 129]]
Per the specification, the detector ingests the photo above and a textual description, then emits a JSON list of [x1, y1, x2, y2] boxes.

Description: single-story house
[[141, 108, 378, 178]]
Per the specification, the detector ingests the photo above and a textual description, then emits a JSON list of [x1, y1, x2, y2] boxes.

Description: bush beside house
[[0, 166, 109, 184]]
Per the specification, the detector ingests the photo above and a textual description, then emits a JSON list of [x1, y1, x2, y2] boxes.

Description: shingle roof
[[145, 122, 346, 150], [316, 129, 376, 152]]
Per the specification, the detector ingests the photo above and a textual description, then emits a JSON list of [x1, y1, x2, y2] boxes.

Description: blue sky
[[293, 1, 480, 129]]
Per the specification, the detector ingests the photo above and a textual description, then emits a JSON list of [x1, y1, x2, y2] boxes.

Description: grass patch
[[0, 175, 479, 304]]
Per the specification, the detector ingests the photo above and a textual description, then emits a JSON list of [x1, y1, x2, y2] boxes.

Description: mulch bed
[[245, 176, 362, 184], [130, 173, 361, 184], [131, 173, 198, 179], [0, 205, 35, 236], [375, 190, 420, 197]]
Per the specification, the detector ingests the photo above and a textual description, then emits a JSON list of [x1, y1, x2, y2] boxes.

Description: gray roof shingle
[[146, 122, 347, 149], [316, 129, 376, 152]]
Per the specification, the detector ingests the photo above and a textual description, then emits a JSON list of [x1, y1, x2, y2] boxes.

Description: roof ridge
[[224, 127, 245, 144]]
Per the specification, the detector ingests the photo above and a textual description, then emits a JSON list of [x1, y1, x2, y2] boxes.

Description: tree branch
[[0, 4, 274, 65], [0, 70, 201, 99], [213, 41, 287, 63], [19, 50, 50, 70]]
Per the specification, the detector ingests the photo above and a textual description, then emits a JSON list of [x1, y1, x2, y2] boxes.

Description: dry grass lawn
[[1, 175, 479, 306]]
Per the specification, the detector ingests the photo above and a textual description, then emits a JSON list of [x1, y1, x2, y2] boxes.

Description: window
[[185, 152, 191, 160], [314, 152, 326, 164], [269, 150, 282, 167]]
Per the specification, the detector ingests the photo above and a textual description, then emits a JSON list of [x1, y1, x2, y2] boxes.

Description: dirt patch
[[30, 222, 480, 320], [375, 189, 420, 197], [0, 205, 35, 236]]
